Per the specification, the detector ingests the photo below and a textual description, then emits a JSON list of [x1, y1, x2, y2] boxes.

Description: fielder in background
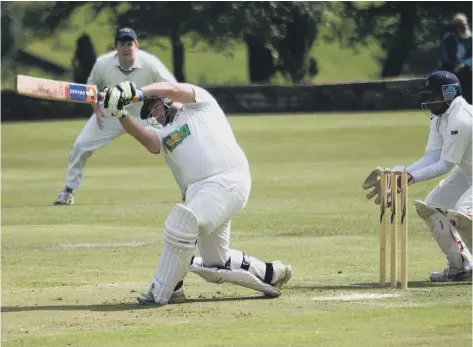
[[440, 13, 472, 104], [364, 71, 472, 282], [101, 80, 292, 305], [54, 27, 176, 205]]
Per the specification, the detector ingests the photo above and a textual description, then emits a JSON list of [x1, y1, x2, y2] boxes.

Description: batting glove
[[118, 81, 137, 101], [118, 81, 144, 104], [103, 87, 126, 118]]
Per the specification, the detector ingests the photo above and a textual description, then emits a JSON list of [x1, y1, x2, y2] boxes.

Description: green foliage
[[3, 1, 471, 85], [1, 2, 386, 88], [1, 3, 24, 60], [14, 1, 332, 83], [322, 2, 472, 76]]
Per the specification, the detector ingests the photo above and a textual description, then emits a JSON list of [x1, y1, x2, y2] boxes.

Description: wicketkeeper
[[363, 71, 472, 282]]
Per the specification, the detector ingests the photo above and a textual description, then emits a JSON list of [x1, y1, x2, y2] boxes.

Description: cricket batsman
[[54, 27, 176, 205], [100, 80, 292, 305], [363, 71, 472, 282]]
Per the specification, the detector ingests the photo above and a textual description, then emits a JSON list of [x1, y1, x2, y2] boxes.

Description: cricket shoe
[[54, 189, 74, 205], [137, 280, 186, 305], [430, 264, 472, 282], [265, 261, 292, 297]]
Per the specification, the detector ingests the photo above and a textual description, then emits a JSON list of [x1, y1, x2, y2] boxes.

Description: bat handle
[[98, 92, 106, 102], [97, 91, 143, 103]]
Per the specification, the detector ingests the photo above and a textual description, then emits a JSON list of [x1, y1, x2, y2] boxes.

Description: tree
[[1, 3, 25, 87], [272, 3, 321, 83], [324, 1, 473, 78], [16, 1, 327, 84], [115, 2, 194, 82], [1, 3, 26, 60], [191, 2, 325, 83], [30, 2, 196, 82], [72, 34, 97, 83]]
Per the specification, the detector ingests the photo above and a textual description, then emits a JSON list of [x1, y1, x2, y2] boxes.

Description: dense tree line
[[1, 1, 471, 84]]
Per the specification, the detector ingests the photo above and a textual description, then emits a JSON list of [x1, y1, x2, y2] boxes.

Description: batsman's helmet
[[140, 98, 174, 127]]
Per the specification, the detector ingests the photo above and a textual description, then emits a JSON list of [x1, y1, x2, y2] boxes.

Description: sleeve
[[410, 159, 454, 182], [425, 117, 443, 152], [405, 149, 442, 173], [151, 55, 177, 83], [190, 85, 215, 104], [86, 60, 102, 88], [440, 33, 458, 70], [464, 57, 472, 67], [147, 124, 164, 138], [441, 115, 472, 165], [181, 84, 217, 110]]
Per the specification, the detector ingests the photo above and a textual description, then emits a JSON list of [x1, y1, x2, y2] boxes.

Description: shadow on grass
[[291, 280, 472, 291], [2, 200, 175, 208], [1, 295, 272, 313]]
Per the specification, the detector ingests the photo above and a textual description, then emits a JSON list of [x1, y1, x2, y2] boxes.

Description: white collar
[[449, 96, 463, 109], [113, 52, 143, 70], [444, 97, 463, 117]]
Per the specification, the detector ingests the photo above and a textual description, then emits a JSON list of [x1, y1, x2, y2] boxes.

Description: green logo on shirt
[[163, 124, 191, 152]]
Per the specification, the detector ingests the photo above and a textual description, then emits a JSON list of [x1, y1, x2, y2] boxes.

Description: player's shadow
[[2, 200, 175, 209], [292, 280, 472, 291], [1, 295, 271, 313]]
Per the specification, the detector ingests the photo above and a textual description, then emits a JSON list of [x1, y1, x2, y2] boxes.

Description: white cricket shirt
[[149, 85, 250, 191], [87, 49, 176, 117], [425, 97, 472, 178]]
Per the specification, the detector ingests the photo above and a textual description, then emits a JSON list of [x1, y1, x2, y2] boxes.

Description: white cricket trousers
[[65, 113, 149, 190], [184, 171, 277, 283], [425, 166, 472, 214]]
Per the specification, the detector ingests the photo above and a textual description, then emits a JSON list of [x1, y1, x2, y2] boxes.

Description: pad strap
[[264, 263, 274, 284]]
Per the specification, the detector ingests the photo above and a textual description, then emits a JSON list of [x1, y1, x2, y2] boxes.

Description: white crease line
[[60, 242, 154, 248], [312, 293, 401, 301]]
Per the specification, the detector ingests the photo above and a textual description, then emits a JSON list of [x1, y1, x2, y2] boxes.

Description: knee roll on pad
[[164, 204, 199, 250], [414, 200, 438, 229], [447, 209, 472, 253], [414, 200, 472, 269]]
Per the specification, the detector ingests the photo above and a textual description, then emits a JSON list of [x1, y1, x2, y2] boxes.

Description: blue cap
[[418, 71, 461, 95], [115, 27, 138, 41]]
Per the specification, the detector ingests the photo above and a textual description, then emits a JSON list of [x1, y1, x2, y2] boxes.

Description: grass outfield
[[2, 113, 472, 347]]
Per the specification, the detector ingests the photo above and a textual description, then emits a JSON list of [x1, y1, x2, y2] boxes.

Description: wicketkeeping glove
[[103, 87, 126, 118], [362, 167, 389, 206]]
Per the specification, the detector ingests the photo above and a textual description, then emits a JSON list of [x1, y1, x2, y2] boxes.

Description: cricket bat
[[15, 75, 141, 104]]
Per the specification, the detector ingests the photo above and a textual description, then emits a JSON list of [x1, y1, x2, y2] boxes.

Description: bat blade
[[15, 75, 101, 104]]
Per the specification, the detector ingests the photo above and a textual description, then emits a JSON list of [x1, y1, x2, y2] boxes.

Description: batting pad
[[189, 264, 281, 297], [447, 210, 472, 253], [415, 200, 472, 269], [150, 204, 198, 304]]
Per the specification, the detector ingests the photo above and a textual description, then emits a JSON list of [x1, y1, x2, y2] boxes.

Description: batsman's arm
[[91, 102, 103, 115], [119, 114, 161, 154], [140, 82, 196, 104]]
